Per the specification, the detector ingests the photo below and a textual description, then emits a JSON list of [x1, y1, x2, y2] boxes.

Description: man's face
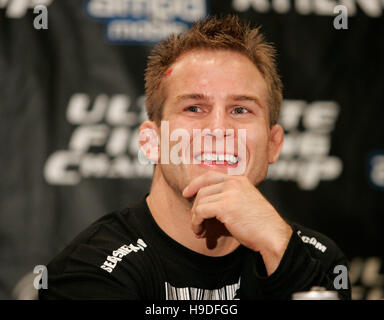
[[143, 49, 283, 194]]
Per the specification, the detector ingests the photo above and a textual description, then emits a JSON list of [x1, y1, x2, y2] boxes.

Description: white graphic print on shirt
[[165, 277, 241, 300]]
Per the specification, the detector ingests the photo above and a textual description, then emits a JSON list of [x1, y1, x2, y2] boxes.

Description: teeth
[[196, 153, 238, 164], [227, 155, 238, 164]]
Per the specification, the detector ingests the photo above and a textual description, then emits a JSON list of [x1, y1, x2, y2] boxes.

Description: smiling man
[[40, 15, 351, 300]]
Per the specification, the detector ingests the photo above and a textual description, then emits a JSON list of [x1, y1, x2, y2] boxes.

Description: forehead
[[163, 49, 268, 103]]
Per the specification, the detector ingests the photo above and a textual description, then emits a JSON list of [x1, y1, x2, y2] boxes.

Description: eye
[[186, 106, 202, 113], [231, 107, 250, 114]]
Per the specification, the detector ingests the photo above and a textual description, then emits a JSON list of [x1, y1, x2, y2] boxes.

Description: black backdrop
[[1, 0, 383, 300]]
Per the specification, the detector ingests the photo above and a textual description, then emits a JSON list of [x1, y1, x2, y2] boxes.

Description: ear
[[268, 124, 284, 164], [138, 121, 160, 164]]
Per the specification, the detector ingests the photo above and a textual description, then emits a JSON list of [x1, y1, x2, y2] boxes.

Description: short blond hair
[[144, 15, 283, 126]]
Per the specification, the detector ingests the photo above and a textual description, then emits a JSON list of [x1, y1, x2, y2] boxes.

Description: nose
[[203, 105, 233, 138]]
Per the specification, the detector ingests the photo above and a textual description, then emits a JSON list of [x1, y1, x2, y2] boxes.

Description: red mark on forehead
[[164, 68, 173, 76]]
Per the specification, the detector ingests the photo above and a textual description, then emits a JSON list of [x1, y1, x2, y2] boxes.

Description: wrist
[[259, 222, 293, 276]]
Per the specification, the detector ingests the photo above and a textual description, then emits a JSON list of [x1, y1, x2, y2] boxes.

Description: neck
[[146, 167, 240, 257]]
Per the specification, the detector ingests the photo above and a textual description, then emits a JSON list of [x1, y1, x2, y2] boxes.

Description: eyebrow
[[175, 93, 213, 102], [228, 94, 264, 108], [175, 93, 264, 109]]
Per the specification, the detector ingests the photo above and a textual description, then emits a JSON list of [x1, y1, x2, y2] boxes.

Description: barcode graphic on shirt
[[165, 278, 240, 300]]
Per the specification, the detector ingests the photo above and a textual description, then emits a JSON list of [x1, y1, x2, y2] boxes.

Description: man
[[40, 15, 351, 300]]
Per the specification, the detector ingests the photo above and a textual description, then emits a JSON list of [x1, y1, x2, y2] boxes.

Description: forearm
[[240, 225, 351, 300]]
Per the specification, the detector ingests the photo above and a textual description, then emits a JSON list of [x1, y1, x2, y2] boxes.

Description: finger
[[191, 194, 223, 237], [194, 183, 224, 205], [191, 202, 222, 236], [191, 216, 205, 238], [191, 210, 209, 236], [183, 171, 228, 198], [194, 192, 224, 207]]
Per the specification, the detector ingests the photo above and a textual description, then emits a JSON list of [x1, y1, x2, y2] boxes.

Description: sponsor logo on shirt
[[297, 230, 327, 253], [100, 238, 147, 273]]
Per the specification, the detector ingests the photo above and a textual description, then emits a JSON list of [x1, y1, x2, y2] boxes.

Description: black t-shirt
[[39, 196, 351, 300]]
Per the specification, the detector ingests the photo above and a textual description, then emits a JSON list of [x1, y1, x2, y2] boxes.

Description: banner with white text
[[1, 0, 383, 300]]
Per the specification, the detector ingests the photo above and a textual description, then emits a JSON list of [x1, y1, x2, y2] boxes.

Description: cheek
[[161, 123, 194, 161], [245, 130, 270, 158]]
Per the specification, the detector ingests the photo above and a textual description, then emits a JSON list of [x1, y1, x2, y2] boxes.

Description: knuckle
[[194, 205, 204, 217], [218, 210, 230, 225], [194, 192, 201, 204]]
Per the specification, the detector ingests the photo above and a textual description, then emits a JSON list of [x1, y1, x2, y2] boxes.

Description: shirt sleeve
[[38, 270, 140, 300], [38, 238, 143, 300], [240, 223, 351, 300]]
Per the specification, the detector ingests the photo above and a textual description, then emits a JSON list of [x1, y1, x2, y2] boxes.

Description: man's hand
[[182, 171, 293, 275]]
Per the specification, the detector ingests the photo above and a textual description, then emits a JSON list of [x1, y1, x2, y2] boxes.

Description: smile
[[194, 153, 239, 165]]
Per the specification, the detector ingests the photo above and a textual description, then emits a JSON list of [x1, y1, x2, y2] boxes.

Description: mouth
[[194, 152, 240, 167]]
